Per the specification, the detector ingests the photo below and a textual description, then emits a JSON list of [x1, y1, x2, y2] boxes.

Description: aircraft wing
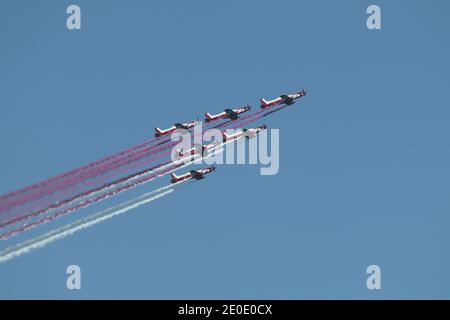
[[224, 109, 238, 119], [280, 94, 294, 105], [174, 123, 186, 129], [189, 170, 204, 180]]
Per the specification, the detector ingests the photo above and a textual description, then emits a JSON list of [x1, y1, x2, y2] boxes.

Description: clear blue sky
[[0, 0, 449, 299]]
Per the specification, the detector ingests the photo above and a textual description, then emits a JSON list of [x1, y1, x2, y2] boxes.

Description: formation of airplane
[[171, 125, 266, 183], [154, 120, 200, 137], [175, 123, 267, 158], [170, 125, 267, 183], [204, 105, 251, 123], [222, 124, 267, 142], [166, 88, 307, 185], [155, 89, 306, 138], [170, 166, 216, 183], [260, 90, 307, 109]]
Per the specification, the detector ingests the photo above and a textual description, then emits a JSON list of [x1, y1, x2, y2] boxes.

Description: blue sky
[[0, 0, 449, 299]]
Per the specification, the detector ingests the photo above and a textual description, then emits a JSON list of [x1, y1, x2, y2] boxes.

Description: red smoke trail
[[25, 147, 176, 219], [0, 158, 179, 231], [0, 163, 180, 240], [229, 105, 287, 129], [0, 148, 176, 226], [0, 116, 244, 213], [0, 140, 176, 213], [0, 134, 167, 203], [30, 107, 283, 218], [84, 109, 270, 184], [0, 139, 169, 212], [83, 150, 173, 188], [0, 106, 280, 229], [215, 108, 267, 129]]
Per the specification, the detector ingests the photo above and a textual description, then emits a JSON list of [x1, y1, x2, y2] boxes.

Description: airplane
[[155, 119, 200, 137], [170, 166, 216, 183], [222, 125, 267, 142], [175, 142, 217, 158], [260, 90, 307, 109], [204, 105, 251, 123], [243, 124, 267, 139]]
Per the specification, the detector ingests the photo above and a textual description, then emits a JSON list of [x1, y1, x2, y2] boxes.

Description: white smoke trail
[[68, 138, 231, 206], [5, 139, 231, 228], [0, 181, 190, 264], [66, 138, 230, 207], [0, 138, 235, 261], [15, 157, 196, 222], [0, 138, 233, 241]]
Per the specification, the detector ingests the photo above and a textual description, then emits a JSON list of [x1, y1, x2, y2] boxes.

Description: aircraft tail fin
[[260, 98, 268, 107], [170, 173, 178, 183], [222, 132, 229, 141], [204, 112, 214, 122]]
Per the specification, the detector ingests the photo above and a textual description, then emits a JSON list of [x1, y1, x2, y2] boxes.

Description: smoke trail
[[0, 181, 191, 264], [0, 114, 241, 207], [0, 113, 252, 213], [0, 140, 176, 213], [0, 104, 288, 263], [0, 158, 175, 229], [73, 111, 268, 192], [229, 105, 287, 129], [0, 161, 181, 237], [1, 149, 176, 224], [0, 134, 167, 203], [261, 105, 288, 117], [0, 142, 229, 239], [0, 124, 242, 232], [0, 109, 271, 228], [72, 108, 269, 190]]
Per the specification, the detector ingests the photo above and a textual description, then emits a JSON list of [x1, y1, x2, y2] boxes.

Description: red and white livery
[[170, 166, 216, 183], [260, 90, 307, 109], [204, 105, 251, 123], [155, 119, 200, 137], [222, 124, 267, 142]]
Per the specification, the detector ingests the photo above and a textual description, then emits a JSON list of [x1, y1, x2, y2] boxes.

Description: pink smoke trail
[[0, 148, 176, 226], [0, 106, 279, 228], [0, 158, 178, 231], [0, 134, 167, 203], [0, 163, 180, 240], [0, 140, 176, 213], [0, 111, 263, 213], [0, 116, 242, 212]]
